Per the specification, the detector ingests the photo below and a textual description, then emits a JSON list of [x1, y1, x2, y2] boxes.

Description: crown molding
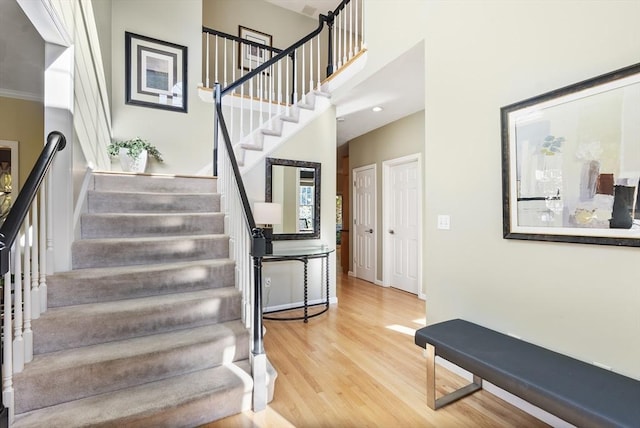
[[0, 87, 43, 103]]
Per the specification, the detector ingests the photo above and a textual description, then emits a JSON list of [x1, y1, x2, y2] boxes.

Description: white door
[[385, 156, 421, 295], [353, 165, 376, 283]]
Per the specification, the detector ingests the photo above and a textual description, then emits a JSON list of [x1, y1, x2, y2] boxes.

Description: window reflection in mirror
[[266, 158, 321, 240]]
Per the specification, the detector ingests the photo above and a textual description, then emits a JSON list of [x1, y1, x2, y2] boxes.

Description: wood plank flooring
[[203, 273, 549, 427]]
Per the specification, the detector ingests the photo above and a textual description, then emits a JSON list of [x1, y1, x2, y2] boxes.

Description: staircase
[[12, 172, 255, 427], [234, 90, 332, 173]]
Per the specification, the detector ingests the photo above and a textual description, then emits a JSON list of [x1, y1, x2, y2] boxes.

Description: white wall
[[111, 0, 212, 175], [243, 107, 337, 310], [423, 0, 640, 379]]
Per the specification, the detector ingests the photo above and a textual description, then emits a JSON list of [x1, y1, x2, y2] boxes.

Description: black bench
[[414, 319, 640, 428]]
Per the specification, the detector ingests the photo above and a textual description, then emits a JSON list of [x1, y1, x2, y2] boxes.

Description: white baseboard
[[435, 357, 575, 428]]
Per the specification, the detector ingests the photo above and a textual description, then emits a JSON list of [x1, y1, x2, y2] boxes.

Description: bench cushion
[[415, 319, 640, 428]]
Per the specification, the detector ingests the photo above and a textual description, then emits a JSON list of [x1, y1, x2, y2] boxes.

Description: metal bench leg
[[426, 344, 483, 410]]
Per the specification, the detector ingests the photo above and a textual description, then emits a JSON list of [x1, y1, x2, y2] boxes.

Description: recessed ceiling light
[[337, 117, 345, 122], [372, 106, 383, 112]]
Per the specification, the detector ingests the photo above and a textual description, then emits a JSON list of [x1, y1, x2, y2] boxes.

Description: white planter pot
[[119, 148, 148, 173]]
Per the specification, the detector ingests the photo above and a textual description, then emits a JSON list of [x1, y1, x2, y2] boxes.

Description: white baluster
[[215, 34, 219, 85], [302, 43, 306, 104], [293, 50, 298, 106], [2, 269, 14, 418], [23, 218, 33, 363], [206, 33, 210, 88], [317, 35, 321, 91], [224, 38, 228, 88], [232, 40, 237, 96], [259, 50, 263, 125], [277, 59, 282, 116], [342, 9, 347, 66], [350, 0, 354, 59], [12, 240, 24, 373], [30, 199, 40, 319], [356, 0, 361, 52], [309, 38, 314, 93], [249, 52, 254, 134], [361, 0, 366, 49], [286, 54, 290, 115], [40, 188, 47, 313]]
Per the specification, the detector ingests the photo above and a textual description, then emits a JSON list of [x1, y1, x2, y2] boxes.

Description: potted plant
[[107, 137, 163, 173]]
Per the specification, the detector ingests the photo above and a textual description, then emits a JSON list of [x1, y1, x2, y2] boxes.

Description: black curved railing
[[210, 0, 359, 409], [0, 131, 66, 426]]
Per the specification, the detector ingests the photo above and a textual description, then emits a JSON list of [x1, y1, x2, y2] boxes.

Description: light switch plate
[[437, 215, 450, 230]]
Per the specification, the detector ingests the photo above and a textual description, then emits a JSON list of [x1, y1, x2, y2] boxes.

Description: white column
[[45, 42, 75, 273]]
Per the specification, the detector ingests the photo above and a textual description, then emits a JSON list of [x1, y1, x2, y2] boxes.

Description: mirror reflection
[[266, 157, 321, 240]]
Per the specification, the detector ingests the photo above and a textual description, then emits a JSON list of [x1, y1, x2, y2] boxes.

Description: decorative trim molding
[[0, 88, 43, 103]]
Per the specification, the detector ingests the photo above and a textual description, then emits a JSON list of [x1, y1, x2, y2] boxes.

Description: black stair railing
[[0, 131, 66, 427], [210, 0, 361, 410]]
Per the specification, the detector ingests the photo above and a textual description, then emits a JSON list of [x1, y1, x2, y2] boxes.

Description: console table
[[262, 247, 334, 323]]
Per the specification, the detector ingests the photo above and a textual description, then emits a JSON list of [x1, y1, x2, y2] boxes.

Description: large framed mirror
[[266, 157, 321, 240]]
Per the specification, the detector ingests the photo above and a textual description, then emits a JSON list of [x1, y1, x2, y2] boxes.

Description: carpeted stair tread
[[48, 259, 235, 307], [32, 287, 242, 354], [87, 190, 221, 213], [12, 172, 262, 426], [71, 234, 229, 269], [14, 321, 249, 414], [92, 172, 217, 193], [81, 212, 224, 238], [12, 361, 253, 428]]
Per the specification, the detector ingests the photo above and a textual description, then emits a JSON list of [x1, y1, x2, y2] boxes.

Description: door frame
[[352, 163, 377, 283], [382, 153, 424, 299]]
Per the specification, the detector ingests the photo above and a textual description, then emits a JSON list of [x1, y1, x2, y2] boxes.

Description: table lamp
[[253, 202, 282, 254]]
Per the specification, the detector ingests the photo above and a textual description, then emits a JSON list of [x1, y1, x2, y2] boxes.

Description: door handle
[[389, 230, 394, 234], [367, 229, 373, 233]]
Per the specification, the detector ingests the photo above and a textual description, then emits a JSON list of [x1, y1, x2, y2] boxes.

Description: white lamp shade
[[253, 202, 282, 226]]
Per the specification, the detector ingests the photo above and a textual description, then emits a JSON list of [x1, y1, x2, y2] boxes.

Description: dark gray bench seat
[[414, 319, 640, 428]]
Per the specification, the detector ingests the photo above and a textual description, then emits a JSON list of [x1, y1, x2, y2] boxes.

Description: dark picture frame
[[266, 157, 321, 240], [238, 26, 273, 72], [125, 32, 187, 113], [501, 62, 640, 247]]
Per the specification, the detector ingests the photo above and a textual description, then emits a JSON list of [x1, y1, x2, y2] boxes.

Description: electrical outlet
[[265, 277, 271, 288]]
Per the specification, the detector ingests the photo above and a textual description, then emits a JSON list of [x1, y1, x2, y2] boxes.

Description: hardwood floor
[[203, 273, 549, 428]]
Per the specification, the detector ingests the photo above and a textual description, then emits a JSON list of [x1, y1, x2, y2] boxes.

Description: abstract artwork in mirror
[[501, 62, 640, 246], [266, 157, 321, 240]]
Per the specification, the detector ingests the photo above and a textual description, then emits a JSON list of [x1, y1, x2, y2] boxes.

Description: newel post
[[325, 11, 335, 77]]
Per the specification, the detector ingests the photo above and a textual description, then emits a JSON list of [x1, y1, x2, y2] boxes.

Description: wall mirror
[[266, 157, 321, 240], [501, 62, 640, 246]]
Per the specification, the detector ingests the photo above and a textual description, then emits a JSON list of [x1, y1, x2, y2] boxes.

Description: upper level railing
[[203, 0, 364, 174], [0, 131, 67, 425]]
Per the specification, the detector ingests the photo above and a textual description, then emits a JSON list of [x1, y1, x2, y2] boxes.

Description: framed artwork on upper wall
[[125, 31, 188, 113], [501, 62, 640, 247], [238, 25, 273, 72]]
